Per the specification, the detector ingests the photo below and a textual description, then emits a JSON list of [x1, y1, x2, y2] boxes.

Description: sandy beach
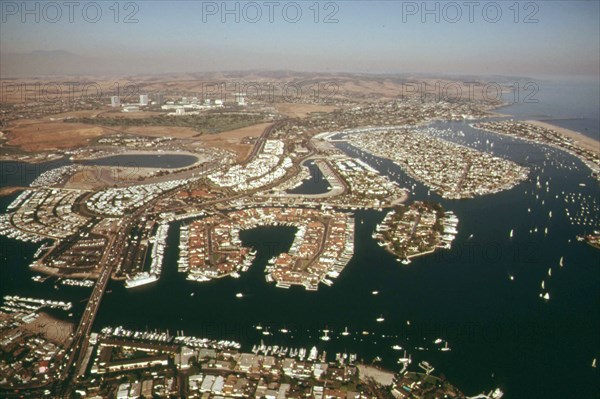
[[357, 364, 395, 386], [526, 120, 600, 156]]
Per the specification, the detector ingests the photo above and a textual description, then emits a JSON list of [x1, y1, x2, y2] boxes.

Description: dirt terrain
[[5, 120, 108, 152], [197, 122, 272, 162]]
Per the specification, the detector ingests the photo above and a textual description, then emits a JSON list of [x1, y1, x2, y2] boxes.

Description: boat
[[235, 292, 243, 298], [441, 342, 451, 352], [342, 327, 350, 336], [320, 330, 330, 341], [559, 256, 564, 267], [124, 272, 158, 288], [376, 315, 385, 323], [509, 229, 514, 238], [541, 292, 550, 300], [372, 290, 379, 295], [593, 358, 597, 368]]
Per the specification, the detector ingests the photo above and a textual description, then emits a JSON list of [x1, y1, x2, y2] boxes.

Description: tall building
[[235, 93, 245, 106], [155, 93, 164, 105], [139, 94, 149, 106], [111, 96, 120, 107]]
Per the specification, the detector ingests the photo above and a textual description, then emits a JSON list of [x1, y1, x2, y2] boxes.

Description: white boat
[[376, 315, 385, 322], [509, 229, 514, 238], [542, 292, 550, 300], [125, 272, 158, 288], [342, 327, 350, 336], [235, 292, 243, 298], [559, 256, 564, 267]]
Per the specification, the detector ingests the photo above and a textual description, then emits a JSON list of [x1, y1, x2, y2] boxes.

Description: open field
[[112, 125, 200, 139], [273, 103, 338, 118], [4, 120, 108, 152], [21, 312, 74, 345], [197, 122, 272, 162]]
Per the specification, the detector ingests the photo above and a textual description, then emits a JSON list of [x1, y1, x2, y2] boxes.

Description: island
[[373, 202, 458, 264]]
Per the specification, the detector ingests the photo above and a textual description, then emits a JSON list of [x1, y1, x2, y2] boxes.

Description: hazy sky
[[1, 0, 599, 76]]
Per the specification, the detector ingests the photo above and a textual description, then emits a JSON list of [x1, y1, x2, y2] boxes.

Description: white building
[[111, 96, 120, 107], [139, 94, 149, 106]]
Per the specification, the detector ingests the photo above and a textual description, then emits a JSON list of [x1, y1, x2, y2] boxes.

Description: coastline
[[525, 120, 600, 156]]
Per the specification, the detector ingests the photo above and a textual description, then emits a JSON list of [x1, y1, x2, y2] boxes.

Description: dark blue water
[[1, 129, 599, 397], [287, 160, 331, 195], [0, 159, 71, 188], [498, 76, 600, 141]]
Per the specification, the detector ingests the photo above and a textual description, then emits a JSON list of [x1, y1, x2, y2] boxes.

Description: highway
[[54, 232, 118, 396]]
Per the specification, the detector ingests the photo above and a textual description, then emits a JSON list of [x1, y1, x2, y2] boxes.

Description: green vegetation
[[66, 112, 270, 134]]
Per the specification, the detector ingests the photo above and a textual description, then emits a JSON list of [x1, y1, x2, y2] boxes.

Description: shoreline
[[525, 120, 600, 156], [71, 149, 204, 166], [473, 120, 600, 178]]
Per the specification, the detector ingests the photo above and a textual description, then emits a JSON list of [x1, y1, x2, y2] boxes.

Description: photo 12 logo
[[1, 1, 140, 23], [400, 1, 540, 23], [0, 81, 142, 103], [201, 1, 340, 23], [399, 81, 539, 104]]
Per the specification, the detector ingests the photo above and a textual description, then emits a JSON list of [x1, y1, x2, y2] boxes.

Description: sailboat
[[541, 292, 550, 300], [342, 327, 350, 336]]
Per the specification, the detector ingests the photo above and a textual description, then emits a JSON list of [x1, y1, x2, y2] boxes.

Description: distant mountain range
[[0, 50, 537, 82]]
